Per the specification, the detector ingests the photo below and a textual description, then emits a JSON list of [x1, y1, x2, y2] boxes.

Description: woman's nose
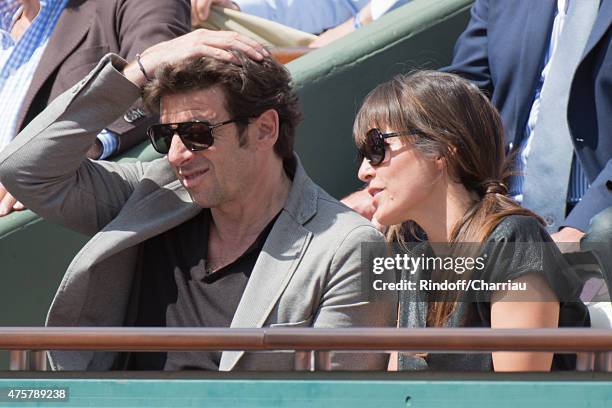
[[358, 158, 375, 182]]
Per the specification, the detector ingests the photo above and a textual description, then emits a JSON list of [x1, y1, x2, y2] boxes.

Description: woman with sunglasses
[[354, 71, 588, 372]]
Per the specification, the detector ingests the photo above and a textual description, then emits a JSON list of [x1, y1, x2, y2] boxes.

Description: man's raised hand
[[123, 29, 268, 87]]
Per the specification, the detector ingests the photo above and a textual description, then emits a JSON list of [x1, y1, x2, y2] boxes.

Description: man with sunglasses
[[0, 29, 395, 371]]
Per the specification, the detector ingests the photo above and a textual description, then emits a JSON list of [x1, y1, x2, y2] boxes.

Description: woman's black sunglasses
[[147, 118, 248, 154], [358, 128, 424, 166]]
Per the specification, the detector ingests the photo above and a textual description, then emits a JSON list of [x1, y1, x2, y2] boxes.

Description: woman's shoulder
[[487, 214, 551, 244]]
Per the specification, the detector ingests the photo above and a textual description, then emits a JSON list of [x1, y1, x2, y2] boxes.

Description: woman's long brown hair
[[353, 71, 543, 326]]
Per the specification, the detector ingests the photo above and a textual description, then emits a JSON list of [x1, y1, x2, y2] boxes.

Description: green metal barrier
[[0, 0, 473, 369], [0, 374, 611, 407]]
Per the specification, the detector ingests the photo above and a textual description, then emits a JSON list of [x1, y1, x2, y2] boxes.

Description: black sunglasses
[[358, 128, 424, 166], [147, 118, 247, 154]]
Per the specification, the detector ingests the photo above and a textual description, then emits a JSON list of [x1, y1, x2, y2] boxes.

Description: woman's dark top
[[398, 215, 590, 371]]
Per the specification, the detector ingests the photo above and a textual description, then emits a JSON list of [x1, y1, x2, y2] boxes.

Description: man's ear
[[251, 109, 279, 149]]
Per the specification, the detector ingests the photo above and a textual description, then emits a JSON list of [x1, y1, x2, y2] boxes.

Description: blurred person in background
[[344, 0, 612, 247], [0, 0, 190, 216], [190, 0, 410, 47], [443, 0, 612, 245]]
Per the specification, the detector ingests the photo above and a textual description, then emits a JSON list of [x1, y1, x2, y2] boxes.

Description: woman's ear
[[435, 155, 446, 171], [436, 145, 456, 171]]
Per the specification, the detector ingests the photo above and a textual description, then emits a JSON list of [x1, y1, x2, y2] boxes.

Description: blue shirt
[[235, 0, 409, 34]]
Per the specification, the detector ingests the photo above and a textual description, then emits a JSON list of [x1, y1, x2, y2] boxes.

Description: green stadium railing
[[0, 327, 611, 407]]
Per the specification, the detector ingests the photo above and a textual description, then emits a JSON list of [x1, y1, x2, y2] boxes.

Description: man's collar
[[282, 153, 318, 225]]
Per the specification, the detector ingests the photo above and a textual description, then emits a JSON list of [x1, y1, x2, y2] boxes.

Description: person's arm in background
[[440, 0, 493, 94], [97, 0, 192, 159], [191, 0, 400, 38], [308, 3, 373, 48], [340, 187, 377, 223], [309, 0, 410, 48]]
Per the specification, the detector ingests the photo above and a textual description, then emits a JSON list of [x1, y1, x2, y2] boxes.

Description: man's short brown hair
[[143, 51, 302, 162]]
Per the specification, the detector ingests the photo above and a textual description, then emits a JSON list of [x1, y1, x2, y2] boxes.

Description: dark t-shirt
[[398, 215, 590, 371], [125, 209, 277, 370]]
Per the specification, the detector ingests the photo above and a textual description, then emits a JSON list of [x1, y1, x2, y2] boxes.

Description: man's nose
[[358, 158, 375, 182], [167, 133, 193, 167]]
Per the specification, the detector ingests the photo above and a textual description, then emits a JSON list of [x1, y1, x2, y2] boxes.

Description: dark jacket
[[444, 0, 612, 231], [17, 0, 191, 156]]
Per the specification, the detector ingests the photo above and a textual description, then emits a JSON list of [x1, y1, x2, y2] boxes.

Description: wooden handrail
[[1, 328, 612, 352]]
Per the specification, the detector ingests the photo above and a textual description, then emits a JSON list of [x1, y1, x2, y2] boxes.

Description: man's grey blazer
[[0, 55, 396, 371]]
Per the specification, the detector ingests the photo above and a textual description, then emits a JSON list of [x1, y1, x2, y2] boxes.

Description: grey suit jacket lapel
[[17, 0, 94, 131], [219, 157, 317, 371]]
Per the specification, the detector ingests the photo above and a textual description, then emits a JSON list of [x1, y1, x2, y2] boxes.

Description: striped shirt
[[510, 0, 590, 207], [0, 0, 118, 158], [0, 0, 67, 152]]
